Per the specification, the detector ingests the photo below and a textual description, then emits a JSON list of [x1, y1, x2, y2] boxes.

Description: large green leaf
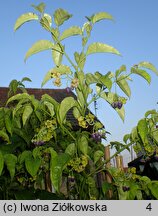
[[0, 129, 10, 143], [40, 15, 52, 32], [53, 8, 72, 26], [60, 26, 82, 41], [86, 42, 120, 56], [41, 94, 59, 109], [58, 97, 76, 124], [148, 181, 158, 199], [86, 73, 99, 85], [22, 105, 33, 126], [41, 69, 52, 87], [14, 13, 38, 31], [4, 109, 12, 135], [65, 143, 76, 156], [0, 151, 4, 175], [137, 119, 148, 143], [25, 154, 41, 177], [92, 12, 113, 24], [138, 61, 158, 75], [94, 150, 104, 164], [18, 151, 32, 164], [131, 67, 151, 84], [43, 101, 55, 117], [100, 92, 125, 121], [4, 154, 17, 180], [116, 75, 131, 97], [25, 40, 54, 62], [115, 65, 126, 78], [7, 93, 30, 105], [78, 135, 88, 155], [100, 72, 112, 90], [50, 153, 70, 192], [52, 44, 63, 66]]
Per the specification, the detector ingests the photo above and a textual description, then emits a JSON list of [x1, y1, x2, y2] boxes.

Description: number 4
[[146, 203, 152, 211]]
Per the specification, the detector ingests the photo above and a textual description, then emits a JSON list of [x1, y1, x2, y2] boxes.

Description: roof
[[0, 87, 100, 131]]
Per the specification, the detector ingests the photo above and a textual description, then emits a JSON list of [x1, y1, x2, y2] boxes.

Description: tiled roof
[[0, 87, 101, 131]]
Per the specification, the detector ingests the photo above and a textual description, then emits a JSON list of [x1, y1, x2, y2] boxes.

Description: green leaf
[[117, 75, 131, 97], [53, 8, 72, 26], [52, 44, 63, 66], [7, 93, 30, 105], [86, 42, 121, 56], [94, 150, 104, 164], [0, 129, 10, 143], [78, 135, 88, 155], [131, 67, 151, 84], [100, 72, 112, 90], [21, 77, 32, 83], [25, 154, 41, 177], [14, 13, 38, 31], [116, 106, 125, 122], [4, 109, 12, 135], [4, 154, 17, 180], [58, 97, 76, 124], [0, 151, 4, 176], [22, 105, 33, 126], [60, 26, 82, 41], [65, 143, 76, 156], [31, 2, 45, 13], [137, 119, 148, 143], [40, 15, 52, 32], [115, 65, 126, 78], [138, 61, 158, 75], [18, 151, 32, 164], [41, 69, 52, 87], [92, 12, 113, 24], [25, 40, 54, 62], [148, 181, 158, 199], [50, 153, 70, 192], [43, 101, 55, 117], [86, 73, 100, 85], [41, 94, 59, 109], [145, 109, 157, 118]]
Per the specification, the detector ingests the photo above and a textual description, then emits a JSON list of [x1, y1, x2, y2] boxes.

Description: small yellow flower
[[53, 77, 61, 86], [71, 78, 79, 88], [51, 70, 60, 78]]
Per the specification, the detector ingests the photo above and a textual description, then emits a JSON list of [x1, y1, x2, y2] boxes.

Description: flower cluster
[[67, 155, 88, 173], [71, 78, 79, 89], [91, 131, 106, 143], [77, 113, 95, 129], [32, 119, 57, 143], [51, 70, 62, 87]]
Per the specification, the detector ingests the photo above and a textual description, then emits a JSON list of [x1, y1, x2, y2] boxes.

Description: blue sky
[[1, 0, 158, 152]]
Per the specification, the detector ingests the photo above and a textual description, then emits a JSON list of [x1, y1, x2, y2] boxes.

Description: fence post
[[104, 145, 113, 198], [115, 155, 124, 170]]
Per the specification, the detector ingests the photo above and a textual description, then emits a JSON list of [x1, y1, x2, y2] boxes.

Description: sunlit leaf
[[145, 109, 157, 118], [92, 12, 113, 24], [0, 129, 10, 143], [21, 77, 32, 82], [131, 67, 151, 84], [115, 65, 126, 78], [78, 135, 88, 155], [14, 13, 38, 31], [137, 119, 148, 143], [22, 105, 33, 126], [52, 44, 63, 66], [117, 75, 131, 97], [7, 93, 30, 105], [43, 101, 55, 117], [53, 8, 72, 26], [40, 15, 52, 31], [86, 42, 120, 56], [31, 2, 45, 13], [25, 40, 54, 62], [138, 61, 158, 75], [148, 181, 158, 199], [58, 97, 76, 123], [60, 26, 82, 41], [41, 69, 52, 87]]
